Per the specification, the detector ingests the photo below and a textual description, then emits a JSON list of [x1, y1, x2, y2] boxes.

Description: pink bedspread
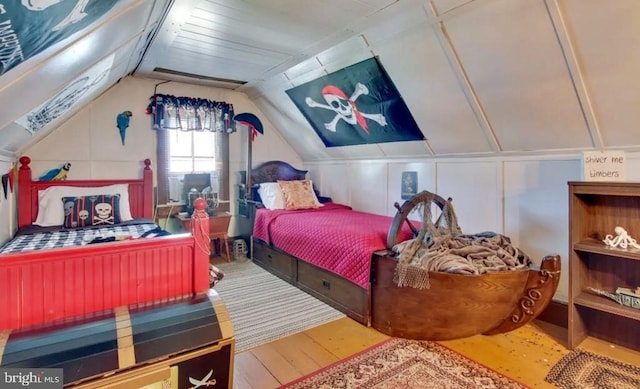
[[253, 203, 414, 289]]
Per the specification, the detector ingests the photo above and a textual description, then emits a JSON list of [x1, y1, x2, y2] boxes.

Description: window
[[168, 130, 216, 173], [156, 129, 229, 208], [149, 93, 233, 208]]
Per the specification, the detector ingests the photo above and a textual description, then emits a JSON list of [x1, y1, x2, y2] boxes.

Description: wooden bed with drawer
[[248, 160, 562, 340]]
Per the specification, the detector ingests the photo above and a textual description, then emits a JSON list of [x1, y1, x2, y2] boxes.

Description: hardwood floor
[[232, 317, 640, 389]]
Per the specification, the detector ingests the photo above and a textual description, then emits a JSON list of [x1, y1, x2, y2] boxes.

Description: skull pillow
[[62, 194, 121, 228]]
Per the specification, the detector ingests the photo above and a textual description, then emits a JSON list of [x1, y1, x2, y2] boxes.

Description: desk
[[176, 212, 232, 261]]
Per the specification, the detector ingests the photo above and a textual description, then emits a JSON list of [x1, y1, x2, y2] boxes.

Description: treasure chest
[[0, 290, 234, 388]]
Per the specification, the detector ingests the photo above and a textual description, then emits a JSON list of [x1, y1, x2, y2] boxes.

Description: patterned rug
[[545, 349, 640, 389], [214, 260, 345, 353], [280, 338, 528, 389]]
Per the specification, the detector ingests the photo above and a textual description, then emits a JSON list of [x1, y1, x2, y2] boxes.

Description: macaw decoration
[[39, 162, 71, 181], [233, 113, 264, 141], [116, 110, 133, 145]]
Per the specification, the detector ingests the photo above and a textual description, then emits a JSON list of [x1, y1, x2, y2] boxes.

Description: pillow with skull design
[[62, 194, 122, 229]]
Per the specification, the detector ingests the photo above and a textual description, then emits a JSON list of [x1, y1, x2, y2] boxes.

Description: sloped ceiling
[[0, 0, 169, 158], [1, 0, 640, 161]]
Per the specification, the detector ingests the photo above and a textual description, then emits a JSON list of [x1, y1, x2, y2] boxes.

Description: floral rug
[[545, 349, 640, 389], [279, 338, 528, 389]]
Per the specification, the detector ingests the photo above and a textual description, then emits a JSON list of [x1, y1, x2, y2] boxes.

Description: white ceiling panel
[[372, 22, 493, 154], [377, 141, 433, 157], [560, 0, 640, 147], [444, 0, 591, 152], [431, 0, 478, 15], [8, 0, 640, 161], [315, 36, 371, 71], [0, 1, 153, 136]]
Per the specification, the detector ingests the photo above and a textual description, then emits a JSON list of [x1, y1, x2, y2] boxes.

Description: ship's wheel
[[386, 190, 450, 249]]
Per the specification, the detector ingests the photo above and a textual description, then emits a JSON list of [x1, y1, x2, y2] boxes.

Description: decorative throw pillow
[[35, 184, 133, 227], [257, 182, 286, 210], [277, 180, 319, 210], [62, 194, 122, 228]]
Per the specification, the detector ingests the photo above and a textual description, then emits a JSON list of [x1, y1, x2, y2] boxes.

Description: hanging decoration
[[145, 94, 235, 133], [116, 110, 132, 145], [1, 164, 17, 200], [1, 174, 7, 200], [233, 113, 264, 141]]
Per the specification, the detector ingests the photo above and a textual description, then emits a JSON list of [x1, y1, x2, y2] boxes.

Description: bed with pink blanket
[[249, 161, 412, 324]]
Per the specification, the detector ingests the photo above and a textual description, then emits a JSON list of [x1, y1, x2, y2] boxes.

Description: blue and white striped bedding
[[0, 223, 160, 254]]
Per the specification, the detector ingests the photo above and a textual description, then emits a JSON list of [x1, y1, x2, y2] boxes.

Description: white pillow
[[34, 184, 133, 226], [257, 182, 285, 210], [257, 181, 323, 210]]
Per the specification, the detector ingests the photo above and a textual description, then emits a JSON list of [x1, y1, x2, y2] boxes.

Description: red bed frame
[[0, 156, 211, 330]]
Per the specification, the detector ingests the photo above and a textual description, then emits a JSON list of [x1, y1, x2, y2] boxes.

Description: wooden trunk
[[0, 290, 234, 388]]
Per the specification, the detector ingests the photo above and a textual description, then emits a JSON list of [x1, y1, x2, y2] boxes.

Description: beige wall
[[3, 76, 301, 240], [306, 153, 640, 303]]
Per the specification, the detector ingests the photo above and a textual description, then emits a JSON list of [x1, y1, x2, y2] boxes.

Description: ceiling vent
[[153, 68, 247, 86]]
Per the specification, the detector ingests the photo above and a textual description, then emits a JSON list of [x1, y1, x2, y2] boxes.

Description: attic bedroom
[[0, 0, 639, 388]]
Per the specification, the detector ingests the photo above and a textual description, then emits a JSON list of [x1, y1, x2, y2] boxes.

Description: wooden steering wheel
[[386, 190, 450, 249]]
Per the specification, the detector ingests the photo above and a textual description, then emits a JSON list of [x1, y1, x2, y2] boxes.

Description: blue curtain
[[145, 94, 236, 133]]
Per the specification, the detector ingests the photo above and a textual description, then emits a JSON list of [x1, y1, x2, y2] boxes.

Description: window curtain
[[145, 94, 236, 132], [148, 94, 233, 205]]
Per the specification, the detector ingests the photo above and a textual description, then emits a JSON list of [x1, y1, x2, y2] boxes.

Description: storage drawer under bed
[[252, 238, 296, 283], [296, 260, 370, 325]]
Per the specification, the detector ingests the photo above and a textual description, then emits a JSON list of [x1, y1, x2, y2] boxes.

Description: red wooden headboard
[[17, 156, 154, 228]]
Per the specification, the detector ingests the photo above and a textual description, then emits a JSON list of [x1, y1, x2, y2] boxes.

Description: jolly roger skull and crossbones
[[305, 83, 387, 133], [64, 199, 114, 225]]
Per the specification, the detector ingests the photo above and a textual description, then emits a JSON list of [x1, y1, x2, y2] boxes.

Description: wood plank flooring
[[232, 317, 640, 389]]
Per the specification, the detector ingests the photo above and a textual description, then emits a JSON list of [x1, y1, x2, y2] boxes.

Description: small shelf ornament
[[602, 226, 640, 249], [588, 286, 640, 310]]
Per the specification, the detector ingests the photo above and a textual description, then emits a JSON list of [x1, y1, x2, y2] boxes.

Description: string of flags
[[1, 163, 17, 200]]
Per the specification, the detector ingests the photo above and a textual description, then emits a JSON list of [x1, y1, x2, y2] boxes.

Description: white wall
[[3, 76, 301, 241], [306, 153, 640, 303]]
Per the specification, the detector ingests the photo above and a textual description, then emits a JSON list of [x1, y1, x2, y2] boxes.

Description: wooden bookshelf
[[568, 182, 640, 351]]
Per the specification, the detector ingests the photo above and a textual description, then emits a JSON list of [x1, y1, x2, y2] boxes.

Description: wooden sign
[[582, 151, 626, 181]]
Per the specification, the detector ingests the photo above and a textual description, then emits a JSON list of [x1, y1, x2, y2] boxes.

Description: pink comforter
[[253, 203, 414, 288]]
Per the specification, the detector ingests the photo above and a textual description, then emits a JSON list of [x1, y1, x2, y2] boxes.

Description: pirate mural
[[286, 57, 424, 147], [0, 0, 122, 76]]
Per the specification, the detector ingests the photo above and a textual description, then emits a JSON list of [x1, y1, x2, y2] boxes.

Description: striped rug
[[214, 260, 345, 353]]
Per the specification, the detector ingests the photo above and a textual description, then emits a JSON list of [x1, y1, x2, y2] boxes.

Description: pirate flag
[[285, 57, 424, 147]]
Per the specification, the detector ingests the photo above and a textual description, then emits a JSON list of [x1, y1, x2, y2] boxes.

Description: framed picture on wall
[[285, 57, 425, 147], [401, 171, 417, 200]]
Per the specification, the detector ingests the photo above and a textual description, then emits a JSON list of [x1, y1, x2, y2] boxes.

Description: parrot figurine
[[39, 162, 71, 181], [116, 110, 133, 145]]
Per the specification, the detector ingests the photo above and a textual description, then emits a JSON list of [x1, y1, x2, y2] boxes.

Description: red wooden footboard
[[1, 156, 211, 331], [0, 234, 211, 330]]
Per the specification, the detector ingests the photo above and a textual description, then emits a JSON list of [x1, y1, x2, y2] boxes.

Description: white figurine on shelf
[[603, 226, 640, 249]]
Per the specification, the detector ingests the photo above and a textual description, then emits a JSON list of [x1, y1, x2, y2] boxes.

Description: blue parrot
[[39, 162, 71, 181], [117, 110, 133, 145]]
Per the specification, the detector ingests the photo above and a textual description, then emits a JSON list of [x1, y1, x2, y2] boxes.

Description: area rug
[[214, 260, 345, 353], [545, 349, 640, 389], [280, 338, 529, 389]]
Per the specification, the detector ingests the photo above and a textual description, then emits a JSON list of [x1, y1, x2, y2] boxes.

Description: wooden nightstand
[[176, 212, 232, 261]]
